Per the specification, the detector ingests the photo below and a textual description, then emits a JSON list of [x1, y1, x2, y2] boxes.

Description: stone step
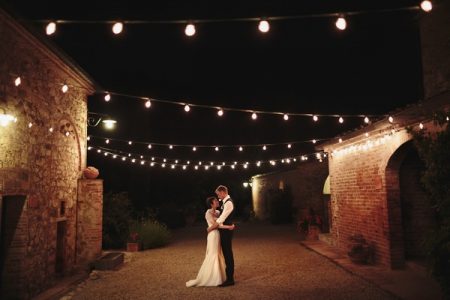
[[94, 252, 124, 270]]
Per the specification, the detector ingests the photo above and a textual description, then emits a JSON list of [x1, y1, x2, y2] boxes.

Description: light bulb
[[215, 146, 219, 151], [419, 123, 424, 129], [251, 112, 257, 120], [388, 116, 394, 123], [61, 84, 68, 93], [287, 144, 291, 149], [104, 93, 111, 102], [420, 1, 432, 12], [112, 22, 123, 34], [262, 145, 267, 150], [145, 100, 151, 108], [169, 145, 173, 149], [335, 17, 347, 30], [128, 141, 132, 145], [185, 23, 196, 36], [14, 77, 21, 86], [183, 165, 187, 170], [231, 165, 235, 169], [239, 146, 243, 151], [184, 104, 190, 112], [217, 109, 224, 116], [258, 20, 270, 33], [339, 117, 344, 123], [283, 114, 289, 121], [312, 139, 317, 144], [313, 115, 318, 122], [193, 146, 197, 151], [195, 165, 199, 170], [105, 139, 109, 144], [148, 144, 152, 149], [46, 22, 56, 35], [28, 122, 33, 128], [364, 116, 369, 123], [339, 138, 343, 143]]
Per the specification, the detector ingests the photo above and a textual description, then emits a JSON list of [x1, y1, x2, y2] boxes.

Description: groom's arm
[[215, 201, 234, 225]]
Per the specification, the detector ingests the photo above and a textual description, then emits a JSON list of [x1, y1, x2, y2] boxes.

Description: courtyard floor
[[58, 223, 401, 300]]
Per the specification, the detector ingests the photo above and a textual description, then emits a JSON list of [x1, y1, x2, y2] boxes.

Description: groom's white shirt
[[216, 195, 234, 225]]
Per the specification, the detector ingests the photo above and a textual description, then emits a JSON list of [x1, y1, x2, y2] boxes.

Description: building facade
[[0, 8, 102, 299]]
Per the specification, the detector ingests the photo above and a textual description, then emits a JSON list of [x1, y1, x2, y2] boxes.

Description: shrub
[[131, 219, 171, 250], [102, 192, 132, 249]]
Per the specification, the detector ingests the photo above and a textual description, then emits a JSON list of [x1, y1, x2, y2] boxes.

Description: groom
[[215, 185, 235, 287]]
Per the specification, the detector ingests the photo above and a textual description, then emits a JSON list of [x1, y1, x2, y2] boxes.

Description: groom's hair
[[215, 185, 228, 193], [206, 197, 216, 208]]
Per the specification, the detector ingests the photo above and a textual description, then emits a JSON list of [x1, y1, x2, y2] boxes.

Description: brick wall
[[324, 121, 442, 268], [251, 161, 328, 222], [76, 179, 103, 264], [0, 9, 95, 299]]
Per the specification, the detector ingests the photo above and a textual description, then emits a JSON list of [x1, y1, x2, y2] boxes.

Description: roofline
[[0, 5, 100, 94], [317, 90, 450, 150]]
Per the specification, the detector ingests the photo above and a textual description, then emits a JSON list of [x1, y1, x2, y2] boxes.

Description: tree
[[411, 113, 450, 297]]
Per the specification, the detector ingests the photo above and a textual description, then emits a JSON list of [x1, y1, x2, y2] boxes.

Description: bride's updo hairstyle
[[206, 196, 217, 208]]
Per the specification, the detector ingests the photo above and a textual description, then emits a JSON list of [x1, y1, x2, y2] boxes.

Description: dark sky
[[1, 0, 426, 207]]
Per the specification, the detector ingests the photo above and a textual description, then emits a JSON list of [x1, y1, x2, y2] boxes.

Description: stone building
[[319, 3, 450, 268], [251, 162, 329, 225], [0, 8, 103, 299]]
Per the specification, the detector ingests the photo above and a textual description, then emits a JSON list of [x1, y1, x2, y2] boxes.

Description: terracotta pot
[[83, 166, 99, 179], [127, 242, 139, 252]]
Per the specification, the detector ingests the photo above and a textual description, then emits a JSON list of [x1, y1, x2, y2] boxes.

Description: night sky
[[2, 0, 425, 209]]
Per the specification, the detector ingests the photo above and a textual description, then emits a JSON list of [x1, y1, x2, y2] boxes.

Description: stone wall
[[0, 9, 95, 299], [251, 162, 328, 222]]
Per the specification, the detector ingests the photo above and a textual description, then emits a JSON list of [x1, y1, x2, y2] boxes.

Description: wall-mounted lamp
[[87, 112, 117, 130], [0, 108, 17, 127]]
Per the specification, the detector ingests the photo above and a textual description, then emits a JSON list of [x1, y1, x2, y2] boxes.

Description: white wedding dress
[[186, 209, 226, 287]]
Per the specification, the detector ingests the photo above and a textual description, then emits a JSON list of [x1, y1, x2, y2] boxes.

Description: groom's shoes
[[219, 280, 235, 287]]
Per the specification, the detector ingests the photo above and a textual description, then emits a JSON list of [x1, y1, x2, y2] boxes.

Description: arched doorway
[[385, 141, 437, 268]]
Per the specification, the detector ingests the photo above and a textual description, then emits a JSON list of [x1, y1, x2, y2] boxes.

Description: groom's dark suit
[[218, 198, 234, 283]]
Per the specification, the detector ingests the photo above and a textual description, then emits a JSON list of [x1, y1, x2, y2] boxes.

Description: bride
[[186, 197, 235, 287]]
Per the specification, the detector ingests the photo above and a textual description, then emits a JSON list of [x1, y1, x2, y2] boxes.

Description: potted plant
[[127, 231, 140, 252], [347, 234, 371, 264], [297, 208, 322, 240]]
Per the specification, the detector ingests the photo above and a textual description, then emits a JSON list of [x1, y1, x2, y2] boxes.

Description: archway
[[385, 140, 436, 268]]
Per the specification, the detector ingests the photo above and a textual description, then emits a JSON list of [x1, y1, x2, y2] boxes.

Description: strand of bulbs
[[44, 1, 432, 36]]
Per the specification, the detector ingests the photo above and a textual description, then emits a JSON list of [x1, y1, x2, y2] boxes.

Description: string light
[[339, 138, 343, 143], [251, 112, 257, 120], [258, 20, 270, 33], [262, 145, 267, 151], [239, 146, 243, 152], [184, 104, 190, 112], [145, 99, 151, 108], [14, 77, 21, 86], [28, 122, 33, 128], [287, 144, 291, 149], [419, 122, 424, 129], [388, 116, 394, 123], [104, 93, 111, 102], [313, 115, 318, 122], [46, 22, 56, 35], [339, 117, 344, 123], [169, 145, 173, 149], [49, 127, 54, 133], [147, 144, 152, 149], [128, 141, 132, 145], [105, 139, 110, 144], [312, 139, 317, 144], [215, 146, 219, 151], [217, 109, 224, 116], [185, 23, 196, 36], [335, 17, 347, 30], [283, 114, 289, 121], [364, 116, 370, 124], [193, 146, 197, 151], [61, 84, 69, 93], [420, 1, 432, 12], [112, 22, 123, 34]]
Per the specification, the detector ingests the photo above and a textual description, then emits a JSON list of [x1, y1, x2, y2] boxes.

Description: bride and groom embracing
[[186, 185, 236, 287]]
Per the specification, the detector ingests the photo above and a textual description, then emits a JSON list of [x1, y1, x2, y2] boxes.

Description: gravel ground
[[65, 223, 396, 300]]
